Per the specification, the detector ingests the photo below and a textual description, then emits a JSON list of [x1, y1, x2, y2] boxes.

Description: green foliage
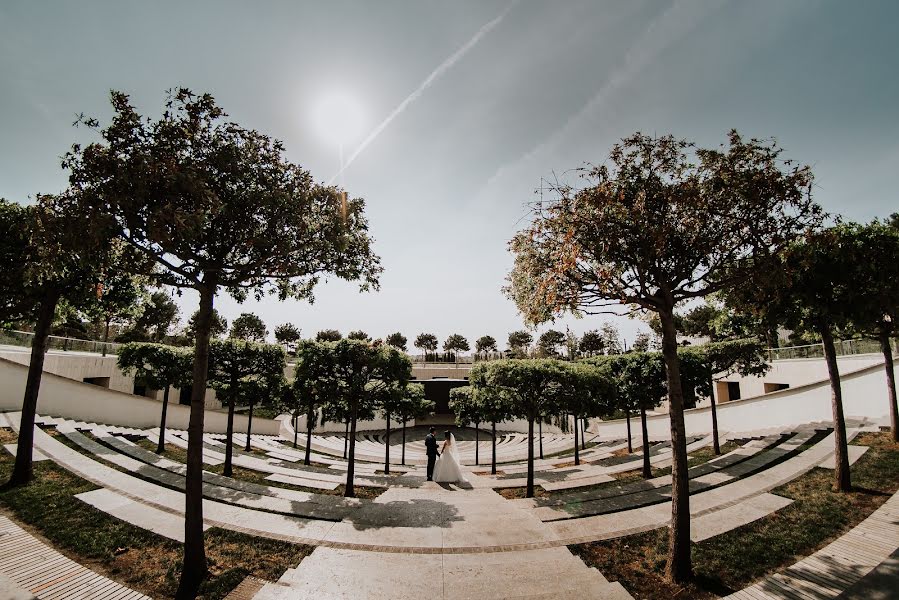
[[229, 312, 268, 342], [316, 329, 342, 342], [130, 291, 180, 342], [443, 333, 469, 353], [117, 343, 193, 390], [414, 332, 438, 352], [347, 330, 371, 341], [285, 340, 335, 418], [385, 332, 407, 350], [475, 335, 498, 355], [273, 323, 302, 352], [208, 339, 286, 407], [449, 386, 482, 427], [392, 383, 433, 423], [586, 352, 666, 414], [185, 308, 228, 340], [578, 330, 605, 357], [507, 330, 533, 354], [81, 241, 148, 341], [537, 329, 566, 356]]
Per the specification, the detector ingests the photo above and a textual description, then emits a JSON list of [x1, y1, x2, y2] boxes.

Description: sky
[[1, 0, 897, 349]]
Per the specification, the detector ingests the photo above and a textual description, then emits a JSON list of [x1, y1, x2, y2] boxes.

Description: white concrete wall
[[0, 349, 220, 409], [0, 357, 280, 435], [590, 356, 897, 440], [714, 353, 885, 401]]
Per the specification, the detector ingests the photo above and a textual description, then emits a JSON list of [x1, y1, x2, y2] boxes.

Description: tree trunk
[[538, 420, 544, 459], [305, 407, 313, 465], [526, 416, 535, 498], [157, 385, 170, 454], [491, 421, 497, 475], [401, 418, 407, 465], [640, 407, 651, 479], [659, 306, 691, 584], [626, 411, 633, 453], [574, 415, 580, 466], [475, 423, 479, 465], [343, 418, 349, 459], [345, 400, 358, 497], [9, 293, 58, 486], [880, 328, 898, 443], [244, 404, 254, 452], [821, 326, 851, 492], [223, 394, 235, 478], [581, 418, 587, 449], [175, 283, 213, 599], [102, 318, 111, 357], [709, 376, 721, 455], [384, 411, 391, 475], [293, 414, 299, 448]]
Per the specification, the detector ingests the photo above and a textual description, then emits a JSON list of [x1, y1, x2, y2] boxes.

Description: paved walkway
[[0, 515, 150, 599]]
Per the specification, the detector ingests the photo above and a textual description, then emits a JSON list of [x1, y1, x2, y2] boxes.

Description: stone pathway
[[0, 515, 150, 599], [725, 489, 899, 599]]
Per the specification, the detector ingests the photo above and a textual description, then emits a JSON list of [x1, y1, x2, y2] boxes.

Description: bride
[[433, 431, 468, 484]]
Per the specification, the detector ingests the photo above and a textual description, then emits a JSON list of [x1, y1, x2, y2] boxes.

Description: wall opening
[[179, 385, 193, 406], [727, 381, 741, 401], [83, 376, 110, 388], [764, 382, 790, 393]]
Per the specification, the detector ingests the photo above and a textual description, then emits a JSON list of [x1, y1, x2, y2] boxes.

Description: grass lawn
[[570, 431, 899, 599], [0, 428, 312, 600]]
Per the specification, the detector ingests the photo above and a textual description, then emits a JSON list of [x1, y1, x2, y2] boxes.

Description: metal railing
[[766, 338, 898, 362], [0, 329, 122, 355]]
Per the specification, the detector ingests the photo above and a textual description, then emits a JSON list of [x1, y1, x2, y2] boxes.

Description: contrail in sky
[[328, 2, 517, 184]]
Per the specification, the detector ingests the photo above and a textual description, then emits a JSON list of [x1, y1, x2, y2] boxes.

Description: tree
[[554, 362, 615, 466], [131, 290, 180, 342], [393, 383, 432, 465], [443, 333, 469, 363], [537, 329, 566, 357], [415, 332, 438, 360], [82, 240, 148, 355], [475, 335, 498, 359], [274, 323, 302, 353], [316, 329, 343, 342], [208, 340, 286, 476], [507, 330, 533, 357], [600, 324, 622, 355], [241, 370, 284, 452], [230, 312, 268, 342], [328, 340, 411, 496], [449, 386, 484, 464], [579, 330, 605, 357], [506, 131, 820, 582], [730, 226, 870, 492], [118, 343, 192, 453], [65, 89, 381, 598], [632, 332, 652, 353], [186, 308, 228, 340], [375, 382, 409, 474], [346, 330, 371, 342], [289, 340, 336, 464], [477, 359, 567, 497], [0, 195, 116, 487], [385, 332, 407, 351], [844, 222, 899, 442]]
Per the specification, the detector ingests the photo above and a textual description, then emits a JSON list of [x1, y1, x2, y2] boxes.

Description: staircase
[[252, 546, 632, 599]]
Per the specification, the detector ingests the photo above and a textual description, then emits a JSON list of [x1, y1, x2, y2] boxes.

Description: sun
[[311, 90, 365, 149]]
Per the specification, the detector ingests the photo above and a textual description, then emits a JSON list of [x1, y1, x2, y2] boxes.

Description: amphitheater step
[[252, 546, 633, 599]]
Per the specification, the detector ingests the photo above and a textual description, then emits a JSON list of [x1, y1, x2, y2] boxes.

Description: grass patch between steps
[[0, 427, 312, 600], [570, 431, 899, 599]]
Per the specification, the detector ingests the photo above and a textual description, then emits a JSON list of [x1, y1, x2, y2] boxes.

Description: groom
[[425, 427, 440, 481]]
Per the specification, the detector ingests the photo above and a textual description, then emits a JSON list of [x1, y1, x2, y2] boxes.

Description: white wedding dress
[[433, 434, 468, 484]]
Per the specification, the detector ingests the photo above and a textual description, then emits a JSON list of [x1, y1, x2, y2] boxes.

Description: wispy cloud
[[481, 0, 725, 191], [328, 1, 518, 184]]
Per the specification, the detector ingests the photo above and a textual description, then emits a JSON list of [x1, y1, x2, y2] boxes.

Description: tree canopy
[[186, 308, 228, 341], [230, 312, 268, 342], [316, 329, 343, 342], [443, 333, 469, 353], [347, 329, 371, 341], [475, 335, 498, 356], [274, 323, 302, 352], [415, 332, 438, 353], [385, 331, 407, 351]]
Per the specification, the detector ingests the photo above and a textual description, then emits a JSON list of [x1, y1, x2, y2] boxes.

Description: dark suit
[[425, 433, 439, 480]]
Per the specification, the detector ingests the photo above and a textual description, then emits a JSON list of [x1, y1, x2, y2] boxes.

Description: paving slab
[[691, 493, 794, 542], [3, 444, 49, 461], [818, 444, 868, 469], [75, 488, 208, 542]]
